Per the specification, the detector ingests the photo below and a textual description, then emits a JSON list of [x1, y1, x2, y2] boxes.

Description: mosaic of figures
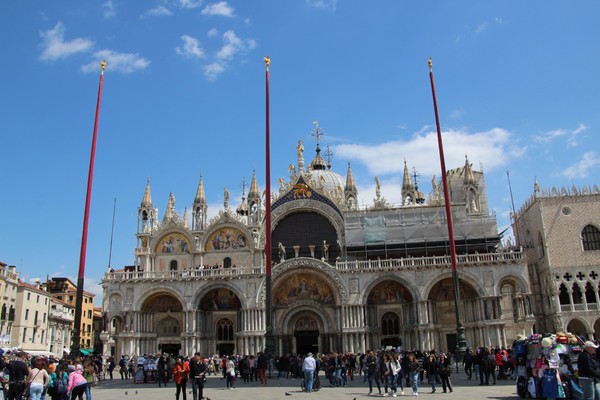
[[157, 233, 190, 254], [367, 281, 413, 304], [207, 228, 248, 251], [429, 278, 478, 301], [274, 273, 335, 306], [142, 294, 183, 313], [200, 288, 242, 311]]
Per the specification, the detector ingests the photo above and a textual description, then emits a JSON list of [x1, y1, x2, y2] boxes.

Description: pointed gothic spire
[[163, 192, 176, 222], [182, 207, 189, 229], [249, 169, 260, 198], [140, 178, 153, 208], [463, 155, 476, 185], [194, 176, 206, 204], [402, 160, 414, 191], [345, 162, 357, 193]]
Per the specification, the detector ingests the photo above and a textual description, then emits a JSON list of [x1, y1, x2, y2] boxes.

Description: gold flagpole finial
[[101, 60, 107, 75], [263, 56, 271, 71], [428, 57, 432, 72]]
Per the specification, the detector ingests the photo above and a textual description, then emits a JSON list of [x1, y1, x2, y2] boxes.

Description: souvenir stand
[[514, 332, 584, 399]]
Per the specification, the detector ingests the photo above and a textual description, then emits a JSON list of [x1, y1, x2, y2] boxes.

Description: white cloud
[[203, 62, 225, 81], [201, 1, 235, 17], [475, 21, 489, 34], [39, 22, 94, 61], [216, 30, 256, 61], [102, 0, 116, 18], [176, 35, 205, 59], [207, 28, 218, 37], [535, 123, 588, 147], [449, 108, 465, 120], [336, 127, 518, 177], [199, 30, 255, 81], [141, 6, 173, 18], [561, 152, 600, 179], [306, 0, 337, 11], [180, 0, 203, 9], [81, 49, 150, 74]]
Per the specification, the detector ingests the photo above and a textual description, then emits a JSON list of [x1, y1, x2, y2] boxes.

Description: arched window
[[223, 257, 232, 268], [558, 283, 570, 305], [381, 312, 400, 336], [170, 260, 178, 271], [582, 225, 600, 251], [572, 284, 583, 304], [585, 282, 596, 304], [217, 319, 234, 341]]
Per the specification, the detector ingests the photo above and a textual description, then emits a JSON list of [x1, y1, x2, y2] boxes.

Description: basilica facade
[[101, 134, 535, 358]]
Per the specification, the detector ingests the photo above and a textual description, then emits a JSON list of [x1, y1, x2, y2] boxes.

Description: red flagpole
[[72, 60, 106, 355], [263, 56, 275, 360], [428, 57, 467, 356]]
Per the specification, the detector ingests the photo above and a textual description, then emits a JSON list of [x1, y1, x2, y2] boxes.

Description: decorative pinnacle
[[101, 60, 107, 75], [263, 56, 271, 71], [428, 57, 432, 72]]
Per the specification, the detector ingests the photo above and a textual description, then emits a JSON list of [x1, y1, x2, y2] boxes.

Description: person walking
[[257, 352, 268, 385], [388, 352, 403, 397], [67, 365, 88, 400], [424, 352, 440, 394], [365, 350, 378, 396], [47, 361, 69, 400], [407, 352, 420, 396], [189, 353, 207, 400], [302, 353, 316, 393], [439, 353, 453, 393], [225, 357, 236, 389], [173, 356, 189, 400], [106, 357, 115, 380], [82, 359, 97, 400], [27, 357, 49, 400], [577, 341, 600, 400]]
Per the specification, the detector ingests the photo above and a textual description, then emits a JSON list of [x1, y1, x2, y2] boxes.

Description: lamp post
[[428, 58, 467, 360]]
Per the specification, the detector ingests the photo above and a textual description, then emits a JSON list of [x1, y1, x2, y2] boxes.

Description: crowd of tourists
[[0, 350, 101, 400]]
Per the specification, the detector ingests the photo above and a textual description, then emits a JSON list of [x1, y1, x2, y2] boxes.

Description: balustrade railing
[[103, 251, 525, 282]]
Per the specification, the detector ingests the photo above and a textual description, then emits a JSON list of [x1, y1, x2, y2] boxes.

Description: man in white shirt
[[302, 353, 317, 393]]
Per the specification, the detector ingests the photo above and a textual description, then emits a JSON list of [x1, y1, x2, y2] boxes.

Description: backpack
[[56, 375, 67, 394], [514, 341, 527, 356]]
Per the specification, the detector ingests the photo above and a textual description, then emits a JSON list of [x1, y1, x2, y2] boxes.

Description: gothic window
[[538, 232, 545, 258], [217, 319, 234, 341], [572, 284, 583, 304], [525, 230, 532, 248], [582, 225, 600, 251], [170, 260, 178, 271], [158, 317, 179, 335], [558, 283, 570, 305], [585, 282, 597, 304], [381, 312, 400, 336]]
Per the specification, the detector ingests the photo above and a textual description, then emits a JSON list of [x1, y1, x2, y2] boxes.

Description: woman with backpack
[[47, 361, 69, 400]]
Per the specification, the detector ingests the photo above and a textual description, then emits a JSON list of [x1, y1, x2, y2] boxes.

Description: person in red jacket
[[173, 356, 190, 400]]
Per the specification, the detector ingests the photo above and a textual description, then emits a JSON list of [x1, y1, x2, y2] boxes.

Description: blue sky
[[1, 1, 599, 304]]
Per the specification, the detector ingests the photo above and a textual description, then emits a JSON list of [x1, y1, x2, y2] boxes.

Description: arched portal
[[366, 280, 414, 348], [141, 293, 184, 355], [294, 314, 320, 355], [198, 288, 242, 355], [566, 318, 588, 338]]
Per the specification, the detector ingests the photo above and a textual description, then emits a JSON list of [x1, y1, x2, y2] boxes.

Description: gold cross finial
[[428, 57, 432, 72], [263, 56, 271, 71], [101, 60, 107, 75]]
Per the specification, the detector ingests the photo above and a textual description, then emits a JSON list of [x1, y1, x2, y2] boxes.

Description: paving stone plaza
[[90, 371, 517, 400]]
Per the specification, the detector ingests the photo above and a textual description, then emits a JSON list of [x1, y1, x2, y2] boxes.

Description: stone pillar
[[309, 245, 315, 258], [293, 245, 300, 258]]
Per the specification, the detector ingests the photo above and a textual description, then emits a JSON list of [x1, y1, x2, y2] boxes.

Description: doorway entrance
[[160, 343, 181, 356], [218, 343, 235, 356], [295, 330, 319, 355], [446, 333, 457, 354]]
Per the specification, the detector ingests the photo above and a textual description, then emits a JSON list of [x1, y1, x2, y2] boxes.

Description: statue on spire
[[297, 140, 305, 172]]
